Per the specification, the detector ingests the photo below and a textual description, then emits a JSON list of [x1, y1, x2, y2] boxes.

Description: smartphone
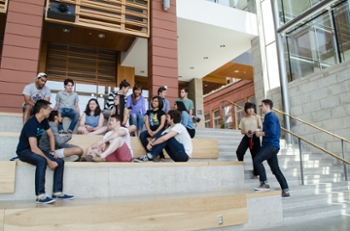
[[127, 106, 132, 110]]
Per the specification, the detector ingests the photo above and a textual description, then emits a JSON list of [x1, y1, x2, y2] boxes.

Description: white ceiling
[[121, 0, 258, 82]]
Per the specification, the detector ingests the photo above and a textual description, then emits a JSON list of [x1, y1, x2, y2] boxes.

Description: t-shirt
[[126, 95, 146, 115], [103, 127, 133, 157], [181, 111, 195, 130], [176, 98, 194, 111], [16, 116, 50, 153], [239, 115, 262, 133], [146, 109, 165, 131], [56, 90, 79, 110], [22, 83, 51, 104], [162, 123, 192, 157]]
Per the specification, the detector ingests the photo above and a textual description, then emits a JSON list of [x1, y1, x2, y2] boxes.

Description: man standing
[[16, 100, 73, 204], [134, 110, 192, 162], [254, 99, 290, 198], [176, 88, 200, 122], [22, 73, 51, 124], [156, 86, 170, 113], [103, 80, 130, 125], [54, 79, 80, 134]]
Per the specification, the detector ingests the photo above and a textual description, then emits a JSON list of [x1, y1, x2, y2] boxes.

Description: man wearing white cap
[[22, 73, 51, 124]]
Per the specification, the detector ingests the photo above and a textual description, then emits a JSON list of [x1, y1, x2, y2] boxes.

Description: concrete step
[[0, 161, 245, 201], [283, 202, 350, 224], [282, 191, 350, 210]]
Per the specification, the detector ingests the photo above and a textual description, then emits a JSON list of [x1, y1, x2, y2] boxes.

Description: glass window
[[205, 113, 210, 128], [235, 100, 245, 129], [334, 1, 350, 62], [224, 105, 233, 129], [213, 110, 221, 128]]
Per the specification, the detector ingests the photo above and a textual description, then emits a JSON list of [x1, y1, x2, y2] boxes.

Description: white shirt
[[162, 123, 193, 157], [103, 127, 133, 157]]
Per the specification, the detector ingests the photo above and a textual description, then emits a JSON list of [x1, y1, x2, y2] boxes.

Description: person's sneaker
[[282, 192, 290, 198], [195, 117, 201, 123], [63, 155, 79, 162], [92, 156, 106, 162], [254, 183, 270, 191], [80, 155, 93, 162], [52, 193, 74, 200], [58, 130, 65, 134], [133, 154, 153, 162], [36, 194, 56, 204]]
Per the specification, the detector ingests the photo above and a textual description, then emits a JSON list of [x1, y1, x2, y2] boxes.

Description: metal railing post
[[298, 138, 304, 185], [341, 140, 348, 181], [222, 101, 226, 129]]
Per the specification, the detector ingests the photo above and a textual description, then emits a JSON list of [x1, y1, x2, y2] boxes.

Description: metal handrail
[[221, 99, 350, 165]]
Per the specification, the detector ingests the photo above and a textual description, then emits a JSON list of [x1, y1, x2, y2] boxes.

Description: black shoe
[[195, 117, 201, 123]]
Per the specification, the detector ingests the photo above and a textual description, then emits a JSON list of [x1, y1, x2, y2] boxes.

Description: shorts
[[22, 103, 34, 115], [54, 148, 65, 158], [105, 143, 132, 162]]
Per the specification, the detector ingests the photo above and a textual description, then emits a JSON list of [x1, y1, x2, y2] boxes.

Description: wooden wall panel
[[3, 194, 248, 230], [0, 161, 16, 194]]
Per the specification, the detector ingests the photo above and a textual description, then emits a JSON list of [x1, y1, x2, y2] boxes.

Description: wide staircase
[[197, 127, 350, 224], [0, 113, 349, 230]]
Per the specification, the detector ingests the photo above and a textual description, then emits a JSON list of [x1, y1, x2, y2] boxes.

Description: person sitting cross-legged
[[83, 114, 134, 162], [16, 100, 74, 204], [134, 110, 192, 162]]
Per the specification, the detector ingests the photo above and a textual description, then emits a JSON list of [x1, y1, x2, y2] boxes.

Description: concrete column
[[187, 78, 204, 128], [148, 0, 178, 105], [0, 0, 46, 113]]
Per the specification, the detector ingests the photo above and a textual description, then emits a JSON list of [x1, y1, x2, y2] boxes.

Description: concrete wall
[[266, 61, 350, 165]]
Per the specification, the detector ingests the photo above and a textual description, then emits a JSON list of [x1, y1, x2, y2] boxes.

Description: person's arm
[[79, 113, 86, 126], [101, 128, 127, 144], [75, 102, 80, 114], [53, 101, 59, 111], [121, 108, 129, 126], [23, 95, 34, 107], [51, 124, 71, 147], [164, 99, 170, 113], [46, 128, 57, 152], [92, 113, 105, 131], [144, 114, 151, 132], [147, 130, 178, 150], [181, 112, 189, 127], [141, 96, 146, 115], [152, 114, 166, 135], [53, 93, 60, 110], [29, 137, 58, 170], [126, 95, 132, 108]]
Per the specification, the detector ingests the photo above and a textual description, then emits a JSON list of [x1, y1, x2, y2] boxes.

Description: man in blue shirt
[[254, 99, 290, 198], [16, 100, 74, 204]]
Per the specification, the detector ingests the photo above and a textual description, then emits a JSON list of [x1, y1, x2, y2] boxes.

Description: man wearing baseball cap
[[22, 73, 51, 124]]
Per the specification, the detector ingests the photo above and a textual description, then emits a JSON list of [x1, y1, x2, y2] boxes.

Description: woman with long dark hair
[[126, 84, 146, 136], [174, 101, 195, 138], [78, 98, 104, 135], [236, 102, 262, 179]]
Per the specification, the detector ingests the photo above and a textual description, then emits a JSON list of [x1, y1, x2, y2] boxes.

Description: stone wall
[[266, 61, 350, 164]]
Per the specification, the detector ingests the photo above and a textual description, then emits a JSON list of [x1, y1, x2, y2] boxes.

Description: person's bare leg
[[128, 125, 136, 134], [63, 147, 84, 158], [88, 126, 108, 135], [78, 126, 88, 134], [99, 137, 124, 159], [23, 105, 32, 124]]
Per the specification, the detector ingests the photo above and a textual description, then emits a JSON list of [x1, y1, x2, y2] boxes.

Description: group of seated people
[[20, 73, 197, 164], [16, 73, 199, 204]]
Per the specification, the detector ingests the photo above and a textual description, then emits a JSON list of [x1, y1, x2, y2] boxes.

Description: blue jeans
[[139, 129, 164, 158], [17, 149, 65, 196], [58, 108, 80, 133], [129, 113, 144, 131], [149, 136, 189, 162], [254, 146, 289, 191]]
